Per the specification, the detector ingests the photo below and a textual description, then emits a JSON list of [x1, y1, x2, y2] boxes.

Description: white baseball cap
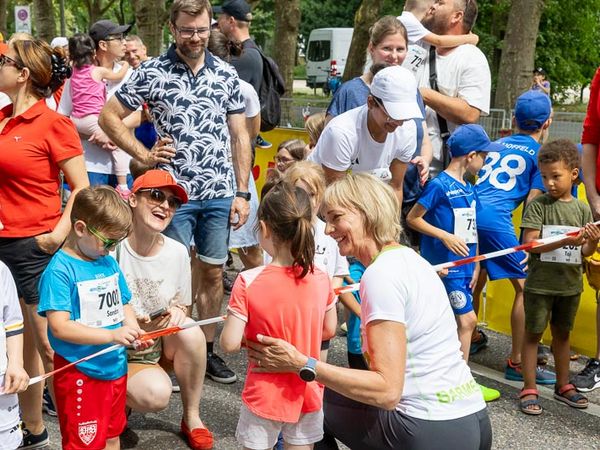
[[50, 36, 68, 48], [370, 66, 423, 121]]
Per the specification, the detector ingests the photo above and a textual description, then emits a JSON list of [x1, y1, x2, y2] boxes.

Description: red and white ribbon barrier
[[26, 315, 226, 387], [334, 222, 599, 296]]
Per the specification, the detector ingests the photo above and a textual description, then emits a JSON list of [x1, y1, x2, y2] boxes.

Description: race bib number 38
[[540, 225, 581, 265], [77, 273, 124, 328]]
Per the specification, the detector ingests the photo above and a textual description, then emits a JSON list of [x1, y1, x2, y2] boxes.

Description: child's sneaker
[[255, 135, 272, 149], [42, 386, 57, 417], [469, 329, 488, 355], [170, 372, 181, 393], [573, 358, 600, 392], [504, 358, 556, 385], [18, 425, 49, 449], [115, 185, 132, 200]]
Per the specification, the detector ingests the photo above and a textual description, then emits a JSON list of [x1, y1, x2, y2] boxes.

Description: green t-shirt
[[521, 194, 593, 296]]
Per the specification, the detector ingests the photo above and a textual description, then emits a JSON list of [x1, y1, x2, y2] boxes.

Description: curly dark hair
[[538, 139, 580, 170]]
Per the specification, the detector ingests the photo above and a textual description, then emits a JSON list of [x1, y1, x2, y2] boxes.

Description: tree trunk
[[273, 0, 300, 97], [34, 0, 56, 41], [342, 0, 383, 81], [0, 0, 7, 36], [131, 0, 167, 56], [494, 0, 545, 110]]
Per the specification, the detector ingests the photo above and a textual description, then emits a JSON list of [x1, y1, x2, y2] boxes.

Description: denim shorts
[[164, 197, 233, 265]]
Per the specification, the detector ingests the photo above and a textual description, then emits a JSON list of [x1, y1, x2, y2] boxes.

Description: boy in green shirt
[[519, 139, 600, 415]]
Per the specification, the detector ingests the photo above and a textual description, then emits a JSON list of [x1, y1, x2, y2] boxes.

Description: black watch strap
[[235, 191, 251, 201]]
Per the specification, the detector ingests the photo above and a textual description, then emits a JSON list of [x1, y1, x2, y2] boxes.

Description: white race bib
[[540, 225, 581, 265], [77, 273, 124, 328], [454, 207, 477, 244]]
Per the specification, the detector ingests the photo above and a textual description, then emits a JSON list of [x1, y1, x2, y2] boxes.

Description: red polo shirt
[[0, 99, 83, 238]]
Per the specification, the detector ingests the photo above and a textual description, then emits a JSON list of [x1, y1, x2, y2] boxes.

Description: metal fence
[[279, 98, 586, 143]]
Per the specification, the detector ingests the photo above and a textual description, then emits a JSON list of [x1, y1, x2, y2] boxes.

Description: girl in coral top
[[221, 181, 337, 450]]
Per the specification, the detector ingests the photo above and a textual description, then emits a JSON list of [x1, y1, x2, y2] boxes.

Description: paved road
[[40, 263, 600, 449]]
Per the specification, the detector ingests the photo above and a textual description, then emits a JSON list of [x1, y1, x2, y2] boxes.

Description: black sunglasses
[[0, 54, 23, 69], [138, 188, 183, 210]]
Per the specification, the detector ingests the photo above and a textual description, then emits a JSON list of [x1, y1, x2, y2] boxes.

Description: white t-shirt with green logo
[[360, 246, 485, 420]]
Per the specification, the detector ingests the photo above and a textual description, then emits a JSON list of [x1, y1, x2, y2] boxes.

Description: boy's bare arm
[[4, 333, 29, 394], [522, 227, 585, 254], [423, 31, 478, 48]]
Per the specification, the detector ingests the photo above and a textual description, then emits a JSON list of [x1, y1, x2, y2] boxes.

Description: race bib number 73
[[77, 273, 124, 328]]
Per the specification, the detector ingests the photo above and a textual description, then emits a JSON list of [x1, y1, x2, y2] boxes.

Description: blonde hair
[[321, 173, 401, 247], [71, 186, 133, 235], [305, 112, 326, 147], [284, 161, 326, 206]]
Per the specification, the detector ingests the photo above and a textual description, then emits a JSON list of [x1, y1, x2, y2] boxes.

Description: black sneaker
[[19, 425, 49, 449], [169, 372, 181, 393], [469, 329, 488, 355], [42, 386, 57, 417], [573, 358, 600, 392], [223, 272, 235, 294], [206, 352, 237, 384]]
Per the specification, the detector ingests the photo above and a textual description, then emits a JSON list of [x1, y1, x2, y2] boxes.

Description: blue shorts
[[442, 277, 474, 315], [478, 228, 526, 281], [164, 197, 233, 265]]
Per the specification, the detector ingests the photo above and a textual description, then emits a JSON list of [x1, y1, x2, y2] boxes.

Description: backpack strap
[[428, 46, 451, 169]]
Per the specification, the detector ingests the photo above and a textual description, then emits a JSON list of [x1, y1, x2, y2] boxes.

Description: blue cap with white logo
[[447, 124, 504, 157]]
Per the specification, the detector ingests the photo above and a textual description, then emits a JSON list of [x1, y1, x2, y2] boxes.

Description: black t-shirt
[[231, 39, 264, 94]]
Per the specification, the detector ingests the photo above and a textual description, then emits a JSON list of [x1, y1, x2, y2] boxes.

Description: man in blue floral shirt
[[99, 0, 252, 392]]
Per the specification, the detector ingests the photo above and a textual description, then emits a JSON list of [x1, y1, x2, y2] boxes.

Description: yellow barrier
[[258, 128, 598, 357]]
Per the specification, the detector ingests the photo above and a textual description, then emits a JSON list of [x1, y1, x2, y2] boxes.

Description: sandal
[[519, 388, 543, 415], [554, 383, 588, 409]]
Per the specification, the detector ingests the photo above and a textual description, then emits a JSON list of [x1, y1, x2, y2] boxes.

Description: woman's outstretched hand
[[246, 334, 307, 374]]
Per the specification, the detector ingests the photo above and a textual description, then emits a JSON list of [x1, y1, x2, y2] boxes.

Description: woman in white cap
[[309, 65, 422, 207]]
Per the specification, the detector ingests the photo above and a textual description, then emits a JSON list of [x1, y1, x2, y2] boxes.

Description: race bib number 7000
[[77, 273, 124, 328]]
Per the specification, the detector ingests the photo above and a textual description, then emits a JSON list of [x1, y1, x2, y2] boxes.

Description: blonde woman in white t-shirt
[[248, 174, 491, 450]]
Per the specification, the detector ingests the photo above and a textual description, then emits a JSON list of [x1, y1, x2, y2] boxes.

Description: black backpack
[[246, 42, 286, 131]]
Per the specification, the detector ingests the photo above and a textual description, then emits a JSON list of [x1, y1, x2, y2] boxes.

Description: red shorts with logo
[[53, 354, 127, 450]]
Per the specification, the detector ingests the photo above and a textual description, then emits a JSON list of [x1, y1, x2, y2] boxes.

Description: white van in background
[[306, 28, 353, 91]]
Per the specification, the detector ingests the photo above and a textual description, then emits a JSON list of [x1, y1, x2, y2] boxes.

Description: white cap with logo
[[370, 66, 423, 121]]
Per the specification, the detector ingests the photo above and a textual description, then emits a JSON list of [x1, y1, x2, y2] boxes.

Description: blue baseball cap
[[514, 91, 551, 130], [447, 124, 503, 157]]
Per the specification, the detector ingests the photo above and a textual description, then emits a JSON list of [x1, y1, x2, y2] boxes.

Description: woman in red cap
[[117, 169, 213, 450]]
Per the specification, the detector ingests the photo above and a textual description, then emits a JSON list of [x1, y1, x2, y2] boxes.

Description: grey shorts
[[315, 388, 492, 450]]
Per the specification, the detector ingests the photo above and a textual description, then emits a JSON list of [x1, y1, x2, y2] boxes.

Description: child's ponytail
[[258, 181, 315, 278]]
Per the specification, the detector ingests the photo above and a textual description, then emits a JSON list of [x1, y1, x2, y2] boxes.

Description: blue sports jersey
[[344, 260, 365, 355], [38, 250, 132, 381], [475, 134, 542, 231], [418, 172, 478, 278]]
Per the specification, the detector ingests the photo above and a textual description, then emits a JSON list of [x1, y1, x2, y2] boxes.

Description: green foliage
[[298, 0, 362, 44]]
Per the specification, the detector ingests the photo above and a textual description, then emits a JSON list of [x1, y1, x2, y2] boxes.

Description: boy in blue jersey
[[38, 186, 151, 450], [408, 124, 501, 401], [472, 90, 556, 384]]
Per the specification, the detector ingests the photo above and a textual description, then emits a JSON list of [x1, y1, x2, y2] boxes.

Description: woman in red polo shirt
[[0, 38, 88, 447]]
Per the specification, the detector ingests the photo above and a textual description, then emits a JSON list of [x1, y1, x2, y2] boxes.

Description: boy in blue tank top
[[407, 124, 501, 402], [472, 91, 557, 385]]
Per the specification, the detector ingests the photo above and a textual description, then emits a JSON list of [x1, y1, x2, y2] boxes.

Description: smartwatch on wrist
[[299, 357, 317, 382], [235, 191, 251, 201]]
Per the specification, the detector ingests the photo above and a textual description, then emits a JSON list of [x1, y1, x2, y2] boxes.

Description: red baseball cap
[[132, 170, 189, 204]]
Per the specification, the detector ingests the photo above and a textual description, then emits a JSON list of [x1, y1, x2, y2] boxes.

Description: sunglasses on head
[[86, 225, 127, 250], [138, 188, 183, 210]]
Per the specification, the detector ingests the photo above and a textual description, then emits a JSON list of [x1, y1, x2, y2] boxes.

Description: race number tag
[[540, 225, 581, 265], [454, 208, 477, 244], [77, 273, 124, 328]]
